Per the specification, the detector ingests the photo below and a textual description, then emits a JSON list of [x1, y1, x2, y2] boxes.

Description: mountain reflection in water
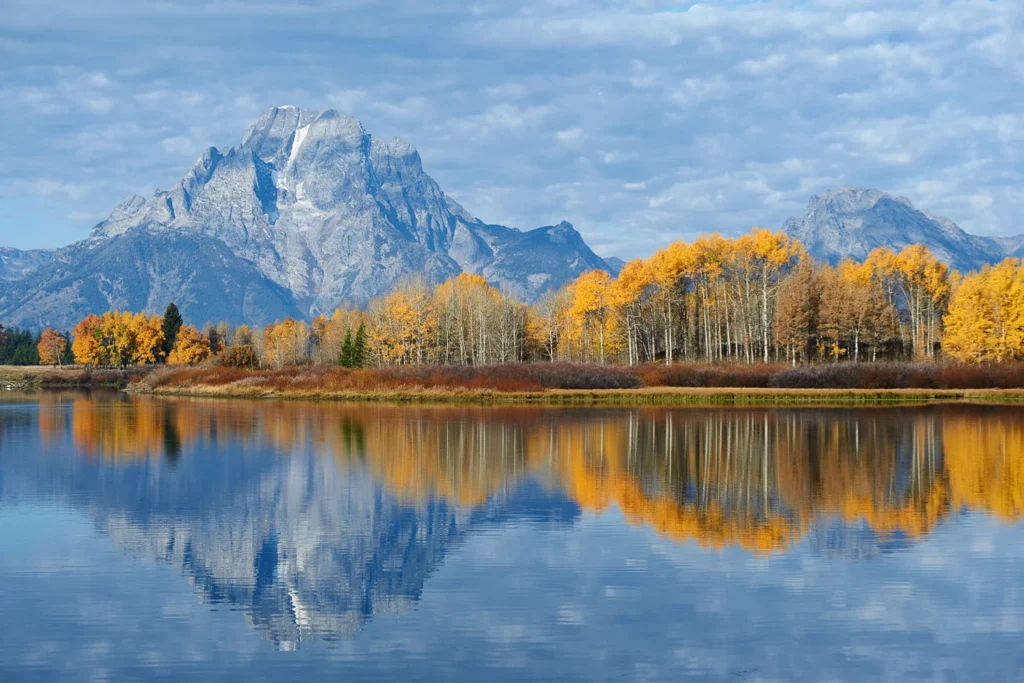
[[4, 395, 1024, 649]]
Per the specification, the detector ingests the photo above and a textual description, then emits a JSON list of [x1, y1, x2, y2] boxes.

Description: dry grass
[[637, 362, 1024, 390], [131, 361, 1024, 406], [0, 365, 146, 389]]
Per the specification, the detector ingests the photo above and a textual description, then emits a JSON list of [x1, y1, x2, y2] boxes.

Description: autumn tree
[[568, 269, 615, 364], [944, 259, 1024, 363], [72, 315, 104, 366], [167, 324, 211, 365], [533, 288, 572, 362], [263, 318, 311, 368], [217, 323, 258, 367], [774, 262, 818, 364], [37, 328, 69, 366], [610, 259, 654, 366]]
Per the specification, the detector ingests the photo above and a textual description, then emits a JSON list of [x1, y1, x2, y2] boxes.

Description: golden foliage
[[71, 311, 165, 367], [944, 259, 1024, 363], [168, 324, 211, 365], [262, 318, 311, 368]]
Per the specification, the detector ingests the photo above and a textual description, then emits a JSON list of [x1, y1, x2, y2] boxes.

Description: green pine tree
[[161, 302, 184, 360], [60, 332, 75, 366], [339, 329, 354, 368], [353, 323, 367, 368]]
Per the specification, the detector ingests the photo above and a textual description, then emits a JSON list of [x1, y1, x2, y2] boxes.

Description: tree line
[[7, 227, 1024, 368]]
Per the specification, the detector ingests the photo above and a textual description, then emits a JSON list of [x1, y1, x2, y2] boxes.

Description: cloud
[[160, 136, 195, 156], [555, 127, 584, 145], [0, 0, 1020, 258]]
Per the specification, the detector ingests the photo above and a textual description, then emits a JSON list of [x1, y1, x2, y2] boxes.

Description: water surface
[[1, 394, 1023, 681]]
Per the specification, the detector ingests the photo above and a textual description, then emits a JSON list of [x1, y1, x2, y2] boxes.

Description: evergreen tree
[[353, 323, 367, 368], [339, 329, 354, 367], [161, 303, 183, 360], [60, 332, 76, 366], [0, 326, 40, 365]]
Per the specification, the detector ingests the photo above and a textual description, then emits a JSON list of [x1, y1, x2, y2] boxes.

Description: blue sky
[[0, 0, 1020, 257]]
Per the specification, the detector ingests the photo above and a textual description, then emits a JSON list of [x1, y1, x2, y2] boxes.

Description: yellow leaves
[[167, 324, 211, 365], [38, 328, 68, 366], [747, 227, 806, 271], [71, 311, 165, 367], [567, 270, 617, 363], [262, 318, 311, 368], [610, 258, 652, 306], [72, 315, 104, 366], [130, 313, 166, 365], [568, 269, 611, 319], [944, 259, 1024, 363], [368, 280, 435, 366]]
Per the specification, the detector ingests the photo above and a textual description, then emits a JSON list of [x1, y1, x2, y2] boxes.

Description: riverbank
[[8, 362, 1024, 406], [0, 365, 146, 390], [133, 386, 1024, 406], [128, 366, 1024, 406]]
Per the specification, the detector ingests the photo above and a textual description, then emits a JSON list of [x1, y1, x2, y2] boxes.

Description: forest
[[6, 227, 1024, 371]]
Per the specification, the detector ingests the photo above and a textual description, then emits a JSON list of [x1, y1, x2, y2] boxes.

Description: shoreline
[[6, 364, 1024, 406], [0, 365, 143, 390], [128, 383, 1024, 407]]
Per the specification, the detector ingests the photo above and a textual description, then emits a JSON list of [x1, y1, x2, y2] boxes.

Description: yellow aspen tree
[[72, 314, 105, 366], [168, 324, 211, 365], [130, 313, 166, 365], [610, 259, 652, 366], [568, 269, 614, 364]]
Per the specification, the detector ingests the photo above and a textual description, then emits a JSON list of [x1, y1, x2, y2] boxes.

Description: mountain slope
[[0, 230, 302, 330], [782, 188, 1016, 272], [0, 106, 610, 328], [0, 247, 54, 281]]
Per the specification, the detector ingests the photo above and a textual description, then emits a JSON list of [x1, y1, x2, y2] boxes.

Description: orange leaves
[[71, 311, 165, 367], [72, 315, 104, 366], [37, 328, 68, 366]]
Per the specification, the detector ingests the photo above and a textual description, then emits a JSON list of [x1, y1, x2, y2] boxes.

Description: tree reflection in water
[[13, 395, 1024, 645]]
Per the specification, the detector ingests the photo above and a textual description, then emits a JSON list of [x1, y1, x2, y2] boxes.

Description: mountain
[[0, 401, 580, 647], [0, 247, 54, 281], [782, 188, 1023, 273], [0, 106, 611, 328], [603, 256, 626, 276]]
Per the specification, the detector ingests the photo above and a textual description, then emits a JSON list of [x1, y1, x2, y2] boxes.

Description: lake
[[1, 394, 1023, 681]]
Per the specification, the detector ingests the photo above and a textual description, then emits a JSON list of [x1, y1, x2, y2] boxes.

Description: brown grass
[[130, 361, 1024, 405], [0, 365, 147, 389]]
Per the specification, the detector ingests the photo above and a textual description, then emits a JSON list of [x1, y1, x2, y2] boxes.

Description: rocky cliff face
[[0, 106, 611, 328], [782, 188, 1017, 272]]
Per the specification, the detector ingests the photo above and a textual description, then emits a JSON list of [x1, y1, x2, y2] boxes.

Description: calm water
[[1, 394, 1023, 681]]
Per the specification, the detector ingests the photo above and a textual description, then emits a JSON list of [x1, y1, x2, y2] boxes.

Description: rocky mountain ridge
[[782, 188, 1024, 272], [0, 106, 611, 328]]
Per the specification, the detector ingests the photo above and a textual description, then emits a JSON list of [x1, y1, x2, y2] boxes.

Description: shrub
[[217, 345, 259, 368]]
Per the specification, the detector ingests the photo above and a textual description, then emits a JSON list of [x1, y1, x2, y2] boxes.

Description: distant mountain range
[[782, 188, 1024, 273], [0, 107, 1019, 328], [0, 106, 610, 328]]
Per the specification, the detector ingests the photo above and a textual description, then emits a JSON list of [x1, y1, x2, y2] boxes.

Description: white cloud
[[160, 136, 195, 155], [0, 0, 1020, 258], [555, 127, 584, 145]]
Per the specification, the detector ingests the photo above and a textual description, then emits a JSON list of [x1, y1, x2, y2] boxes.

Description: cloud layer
[[0, 0, 1020, 255]]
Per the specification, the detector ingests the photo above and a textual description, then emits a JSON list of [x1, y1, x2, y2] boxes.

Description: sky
[[0, 0, 1021, 258]]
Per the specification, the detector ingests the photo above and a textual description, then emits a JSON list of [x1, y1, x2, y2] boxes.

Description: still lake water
[[1, 394, 1023, 681]]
